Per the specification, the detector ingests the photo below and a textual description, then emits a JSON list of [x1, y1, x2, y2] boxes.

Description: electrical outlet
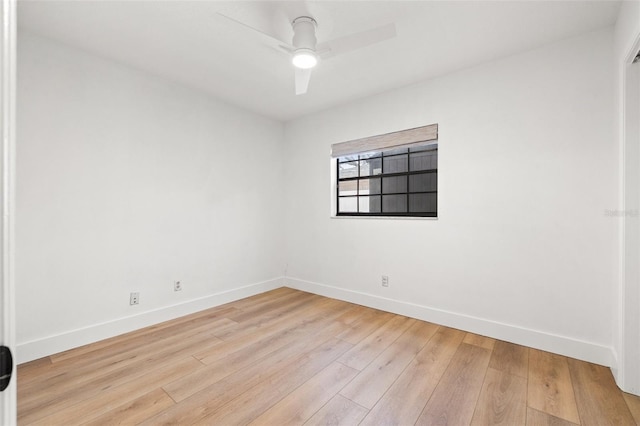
[[130, 292, 140, 305], [174, 281, 182, 291], [382, 275, 389, 287]]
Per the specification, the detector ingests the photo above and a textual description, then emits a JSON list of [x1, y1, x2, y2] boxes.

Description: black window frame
[[336, 143, 438, 218]]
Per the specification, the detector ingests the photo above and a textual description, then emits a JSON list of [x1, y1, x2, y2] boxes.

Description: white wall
[[284, 28, 617, 365], [16, 32, 285, 362], [615, 0, 640, 393]]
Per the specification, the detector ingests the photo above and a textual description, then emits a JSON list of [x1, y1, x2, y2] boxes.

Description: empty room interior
[[3, 0, 640, 424]]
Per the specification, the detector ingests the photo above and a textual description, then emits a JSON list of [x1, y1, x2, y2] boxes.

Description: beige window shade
[[331, 123, 438, 158]]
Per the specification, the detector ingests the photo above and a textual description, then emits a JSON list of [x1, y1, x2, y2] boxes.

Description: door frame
[[620, 34, 640, 395], [1, 0, 16, 423]]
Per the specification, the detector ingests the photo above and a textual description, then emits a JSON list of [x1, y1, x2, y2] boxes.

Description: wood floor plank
[[360, 327, 465, 426], [17, 356, 51, 369], [144, 335, 354, 425], [225, 289, 313, 323], [568, 358, 636, 426], [26, 356, 203, 425], [212, 293, 323, 339], [527, 348, 580, 424], [19, 317, 232, 397], [192, 297, 346, 365], [338, 315, 415, 370], [463, 332, 496, 350], [18, 329, 222, 419], [489, 340, 529, 378], [164, 300, 354, 402], [83, 388, 175, 426], [340, 321, 439, 409], [18, 318, 229, 396], [16, 357, 53, 386], [623, 392, 640, 424], [304, 394, 369, 426], [142, 338, 351, 424], [336, 308, 395, 345], [190, 339, 354, 425], [249, 361, 359, 425], [416, 343, 492, 426], [470, 367, 527, 425], [526, 407, 579, 426], [331, 304, 375, 327], [199, 289, 312, 340]]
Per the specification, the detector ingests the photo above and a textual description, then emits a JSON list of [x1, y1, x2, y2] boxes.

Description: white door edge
[[0, 0, 17, 423]]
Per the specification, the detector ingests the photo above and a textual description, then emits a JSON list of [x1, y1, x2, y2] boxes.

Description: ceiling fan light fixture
[[292, 48, 318, 69]]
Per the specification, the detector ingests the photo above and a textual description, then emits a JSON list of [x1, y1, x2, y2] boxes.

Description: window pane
[[410, 149, 438, 171], [338, 180, 358, 196], [409, 143, 438, 153], [359, 152, 382, 159], [382, 194, 407, 213], [359, 196, 381, 213], [382, 176, 407, 194], [338, 196, 358, 213], [339, 161, 359, 179], [409, 173, 437, 192], [409, 193, 437, 213], [338, 155, 359, 163], [383, 154, 408, 174], [360, 157, 382, 176], [384, 147, 409, 156], [359, 178, 381, 195]]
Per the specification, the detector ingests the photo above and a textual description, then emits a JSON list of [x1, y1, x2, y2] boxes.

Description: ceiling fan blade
[[318, 23, 396, 59], [295, 68, 312, 95], [216, 12, 294, 52]]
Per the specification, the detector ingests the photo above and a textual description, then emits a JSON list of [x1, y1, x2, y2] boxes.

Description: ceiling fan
[[218, 12, 397, 95]]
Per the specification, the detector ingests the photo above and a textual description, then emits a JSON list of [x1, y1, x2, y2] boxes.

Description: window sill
[[330, 215, 438, 221]]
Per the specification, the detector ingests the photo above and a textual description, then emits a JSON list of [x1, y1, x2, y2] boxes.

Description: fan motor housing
[[292, 17, 317, 49]]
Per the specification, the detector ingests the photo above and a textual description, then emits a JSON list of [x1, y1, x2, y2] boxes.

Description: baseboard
[[285, 277, 616, 368], [19, 276, 616, 369], [610, 348, 620, 387], [17, 277, 285, 364]]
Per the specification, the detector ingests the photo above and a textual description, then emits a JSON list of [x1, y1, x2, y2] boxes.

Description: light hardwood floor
[[17, 287, 640, 425]]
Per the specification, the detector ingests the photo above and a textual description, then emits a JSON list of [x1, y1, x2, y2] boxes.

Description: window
[[332, 124, 438, 218]]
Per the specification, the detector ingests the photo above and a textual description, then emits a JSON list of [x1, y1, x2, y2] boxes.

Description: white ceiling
[[18, 0, 621, 122]]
